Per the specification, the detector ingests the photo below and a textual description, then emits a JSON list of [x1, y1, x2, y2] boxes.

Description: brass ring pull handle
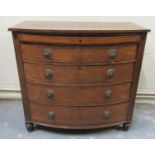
[[43, 48, 51, 59], [48, 111, 55, 120], [109, 49, 117, 60], [103, 111, 110, 120], [104, 90, 112, 99], [106, 69, 114, 81], [47, 90, 55, 99], [45, 69, 53, 80]]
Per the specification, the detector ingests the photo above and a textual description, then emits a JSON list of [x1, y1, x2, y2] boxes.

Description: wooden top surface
[[8, 21, 150, 34]]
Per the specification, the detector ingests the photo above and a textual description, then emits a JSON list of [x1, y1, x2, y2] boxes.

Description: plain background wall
[[0, 16, 154, 95]]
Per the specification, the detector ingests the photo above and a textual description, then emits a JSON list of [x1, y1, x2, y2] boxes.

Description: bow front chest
[[9, 21, 150, 131]]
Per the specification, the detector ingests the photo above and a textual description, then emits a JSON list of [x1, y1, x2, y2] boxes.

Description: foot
[[123, 123, 130, 131], [26, 123, 34, 132]]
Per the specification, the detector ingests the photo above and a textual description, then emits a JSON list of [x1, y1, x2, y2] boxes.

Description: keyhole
[[78, 66, 82, 71], [76, 87, 82, 95], [78, 87, 82, 91]]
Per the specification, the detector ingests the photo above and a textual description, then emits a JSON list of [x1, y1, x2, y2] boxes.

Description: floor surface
[[0, 100, 155, 139]]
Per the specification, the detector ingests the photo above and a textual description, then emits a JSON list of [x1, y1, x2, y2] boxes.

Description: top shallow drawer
[[18, 34, 141, 44]]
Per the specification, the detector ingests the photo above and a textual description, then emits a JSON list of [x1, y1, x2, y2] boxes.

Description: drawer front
[[27, 83, 131, 105], [29, 102, 128, 125], [21, 44, 137, 63], [19, 34, 140, 44], [24, 63, 134, 84]]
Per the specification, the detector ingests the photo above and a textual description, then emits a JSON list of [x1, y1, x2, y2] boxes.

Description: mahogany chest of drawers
[[9, 21, 150, 131]]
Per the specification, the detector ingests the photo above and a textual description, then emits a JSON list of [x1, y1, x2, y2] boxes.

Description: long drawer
[[19, 34, 140, 44], [21, 44, 137, 63], [24, 63, 134, 84], [27, 83, 131, 105], [29, 102, 128, 125]]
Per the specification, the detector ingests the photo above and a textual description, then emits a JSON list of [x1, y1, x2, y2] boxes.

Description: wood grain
[[21, 43, 137, 63], [19, 34, 141, 44], [24, 62, 134, 84], [12, 32, 31, 121], [29, 102, 128, 125], [26, 82, 131, 106], [8, 21, 150, 34], [9, 21, 149, 130]]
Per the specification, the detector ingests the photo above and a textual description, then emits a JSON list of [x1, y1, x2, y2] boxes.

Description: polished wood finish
[[21, 44, 137, 63], [9, 21, 150, 131], [26, 83, 131, 106], [19, 34, 141, 44], [8, 21, 150, 34], [12, 33, 31, 121], [24, 63, 134, 84], [29, 102, 128, 126]]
